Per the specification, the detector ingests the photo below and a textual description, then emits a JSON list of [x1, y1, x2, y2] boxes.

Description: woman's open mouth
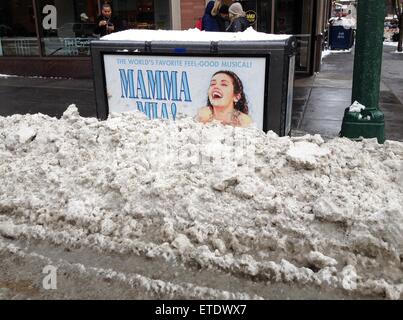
[[211, 91, 223, 99]]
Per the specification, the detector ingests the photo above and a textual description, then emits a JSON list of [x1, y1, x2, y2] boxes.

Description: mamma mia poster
[[103, 54, 267, 129]]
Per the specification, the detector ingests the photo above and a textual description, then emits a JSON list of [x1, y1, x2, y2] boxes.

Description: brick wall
[[181, 0, 206, 30]]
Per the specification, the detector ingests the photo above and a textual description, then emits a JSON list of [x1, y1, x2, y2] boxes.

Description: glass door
[[256, 0, 273, 33], [274, 0, 314, 73]]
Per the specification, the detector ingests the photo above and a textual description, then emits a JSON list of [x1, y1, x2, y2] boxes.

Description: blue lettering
[[144, 102, 151, 119], [132, 101, 180, 121], [147, 70, 163, 100], [161, 103, 169, 119], [137, 70, 149, 99], [150, 102, 158, 119], [171, 103, 177, 120], [119, 69, 136, 98], [136, 101, 144, 113], [162, 71, 179, 101], [180, 72, 191, 102]]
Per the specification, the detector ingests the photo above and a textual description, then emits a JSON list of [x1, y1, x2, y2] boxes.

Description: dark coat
[[94, 15, 121, 37], [216, 15, 229, 32], [202, 1, 220, 32], [226, 16, 249, 33]]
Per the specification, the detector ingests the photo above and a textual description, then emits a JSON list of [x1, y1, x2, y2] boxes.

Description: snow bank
[[0, 74, 19, 79], [0, 74, 69, 80], [101, 28, 291, 42], [330, 17, 356, 29], [0, 105, 402, 299]]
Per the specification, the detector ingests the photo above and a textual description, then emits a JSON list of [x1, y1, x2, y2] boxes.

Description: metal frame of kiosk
[[91, 37, 296, 136]]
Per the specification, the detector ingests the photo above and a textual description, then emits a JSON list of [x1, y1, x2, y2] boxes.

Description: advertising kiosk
[[91, 29, 296, 136]]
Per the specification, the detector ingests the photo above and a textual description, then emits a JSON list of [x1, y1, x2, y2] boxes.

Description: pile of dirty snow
[[0, 105, 402, 299], [330, 17, 356, 29]]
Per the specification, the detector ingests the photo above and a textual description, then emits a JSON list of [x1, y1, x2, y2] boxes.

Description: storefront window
[[110, 0, 171, 30], [38, 0, 99, 56], [35, 0, 171, 57], [0, 0, 39, 56]]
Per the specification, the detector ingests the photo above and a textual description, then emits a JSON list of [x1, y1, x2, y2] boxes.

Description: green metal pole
[[340, 0, 386, 143]]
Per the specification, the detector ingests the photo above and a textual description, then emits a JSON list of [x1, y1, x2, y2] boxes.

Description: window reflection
[[112, 0, 170, 30], [38, 0, 99, 57], [37, 0, 171, 57], [0, 0, 172, 57], [0, 0, 39, 56]]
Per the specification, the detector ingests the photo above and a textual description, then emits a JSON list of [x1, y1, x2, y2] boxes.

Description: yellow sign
[[245, 10, 257, 24]]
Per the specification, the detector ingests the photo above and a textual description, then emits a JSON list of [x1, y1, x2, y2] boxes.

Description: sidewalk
[[291, 44, 403, 141], [0, 44, 402, 141], [0, 76, 96, 118]]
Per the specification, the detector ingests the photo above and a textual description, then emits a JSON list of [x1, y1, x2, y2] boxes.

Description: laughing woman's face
[[208, 73, 240, 110]]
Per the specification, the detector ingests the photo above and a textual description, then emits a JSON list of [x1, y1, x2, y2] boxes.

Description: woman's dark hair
[[207, 70, 249, 114]]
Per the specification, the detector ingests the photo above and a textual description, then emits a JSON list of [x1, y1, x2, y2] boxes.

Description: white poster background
[[104, 54, 267, 129]]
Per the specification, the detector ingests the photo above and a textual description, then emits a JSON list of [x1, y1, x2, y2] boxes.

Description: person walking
[[226, 2, 249, 32], [217, 4, 230, 32], [202, 1, 221, 32]]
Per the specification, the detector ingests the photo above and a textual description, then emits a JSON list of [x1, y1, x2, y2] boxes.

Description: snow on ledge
[[0, 74, 18, 78], [383, 41, 399, 47], [101, 27, 292, 42]]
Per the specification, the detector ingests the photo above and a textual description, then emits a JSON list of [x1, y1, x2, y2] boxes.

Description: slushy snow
[[0, 105, 402, 299], [349, 101, 366, 113]]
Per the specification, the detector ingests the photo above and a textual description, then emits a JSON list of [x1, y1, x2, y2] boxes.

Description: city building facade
[[0, 0, 331, 78]]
